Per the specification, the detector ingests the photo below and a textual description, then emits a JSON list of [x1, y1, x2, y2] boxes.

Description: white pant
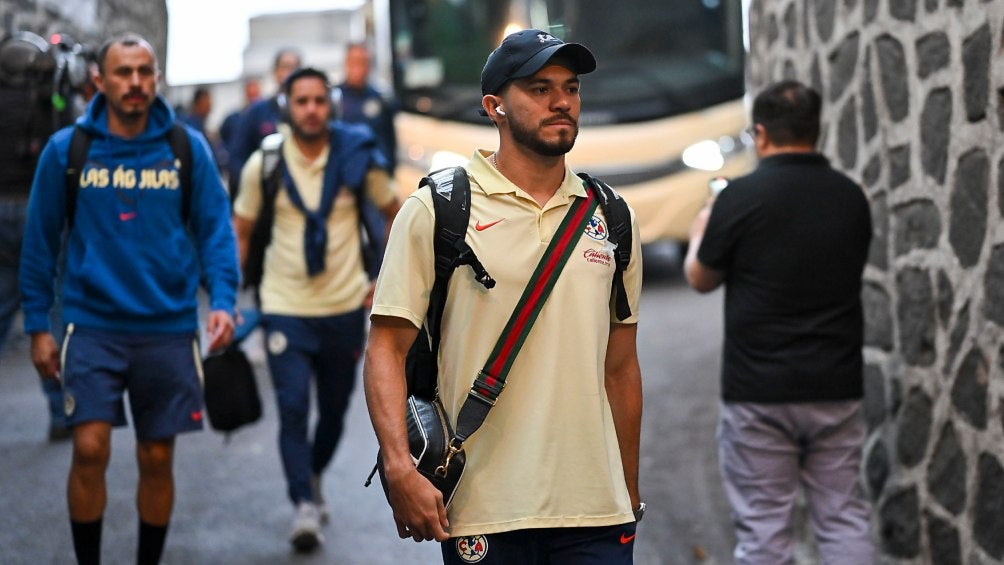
[[717, 400, 875, 565]]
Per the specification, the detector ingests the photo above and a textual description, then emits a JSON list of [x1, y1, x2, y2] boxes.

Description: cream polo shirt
[[234, 129, 397, 316], [371, 150, 643, 537]]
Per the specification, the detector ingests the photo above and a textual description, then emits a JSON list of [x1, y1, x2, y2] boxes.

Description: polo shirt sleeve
[[232, 150, 264, 221], [362, 167, 398, 210], [370, 191, 435, 328]]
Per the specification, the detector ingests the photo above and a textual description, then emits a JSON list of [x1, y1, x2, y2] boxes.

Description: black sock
[[137, 521, 169, 565], [70, 518, 102, 565]]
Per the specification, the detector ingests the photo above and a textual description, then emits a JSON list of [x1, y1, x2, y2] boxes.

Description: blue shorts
[[61, 324, 204, 440], [441, 523, 636, 565]]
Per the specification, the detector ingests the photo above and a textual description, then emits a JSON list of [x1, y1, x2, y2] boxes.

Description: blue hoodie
[[19, 93, 239, 335]]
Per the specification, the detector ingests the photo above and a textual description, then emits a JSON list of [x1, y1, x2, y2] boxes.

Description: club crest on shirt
[[584, 215, 608, 241], [363, 98, 382, 119], [267, 331, 288, 355], [64, 391, 76, 417], [455, 535, 488, 563]]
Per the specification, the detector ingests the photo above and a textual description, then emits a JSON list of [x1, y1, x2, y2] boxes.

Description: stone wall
[[747, 0, 1004, 562]]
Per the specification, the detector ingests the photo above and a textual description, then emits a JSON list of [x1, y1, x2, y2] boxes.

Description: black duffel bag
[[202, 345, 262, 434]]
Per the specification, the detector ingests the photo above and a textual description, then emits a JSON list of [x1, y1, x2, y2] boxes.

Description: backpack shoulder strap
[[242, 133, 285, 293], [259, 132, 284, 202], [578, 172, 633, 321], [167, 122, 193, 223], [65, 125, 92, 228], [405, 166, 494, 399]]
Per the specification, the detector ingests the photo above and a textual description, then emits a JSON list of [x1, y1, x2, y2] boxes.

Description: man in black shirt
[[685, 80, 874, 564]]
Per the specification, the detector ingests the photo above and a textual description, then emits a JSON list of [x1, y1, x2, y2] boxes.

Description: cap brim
[[511, 43, 597, 81]]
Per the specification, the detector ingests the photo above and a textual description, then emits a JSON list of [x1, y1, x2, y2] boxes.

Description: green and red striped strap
[[453, 189, 598, 443]]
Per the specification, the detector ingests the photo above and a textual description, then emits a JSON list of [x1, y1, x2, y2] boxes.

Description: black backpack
[[405, 166, 633, 399], [202, 345, 262, 434], [65, 123, 193, 227]]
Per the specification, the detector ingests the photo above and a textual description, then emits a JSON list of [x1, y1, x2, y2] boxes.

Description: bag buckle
[[435, 438, 464, 477]]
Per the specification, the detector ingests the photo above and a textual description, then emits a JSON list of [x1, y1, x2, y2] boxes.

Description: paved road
[[0, 253, 743, 564]]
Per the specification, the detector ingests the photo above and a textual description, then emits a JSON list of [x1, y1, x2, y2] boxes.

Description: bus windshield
[[389, 0, 746, 125]]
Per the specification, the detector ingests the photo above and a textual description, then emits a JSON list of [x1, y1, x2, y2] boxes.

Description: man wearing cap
[[364, 29, 644, 564]]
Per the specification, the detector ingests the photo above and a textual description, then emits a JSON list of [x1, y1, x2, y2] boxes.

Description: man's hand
[[30, 332, 60, 380], [688, 198, 714, 243], [386, 464, 450, 542], [205, 309, 235, 353], [363, 280, 376, 310]]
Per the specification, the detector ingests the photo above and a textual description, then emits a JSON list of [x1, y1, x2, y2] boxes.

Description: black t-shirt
[[698, 153, 872, 402]]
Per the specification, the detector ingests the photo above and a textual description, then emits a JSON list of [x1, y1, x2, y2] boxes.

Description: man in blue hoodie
[[19, 33, 239, 565]]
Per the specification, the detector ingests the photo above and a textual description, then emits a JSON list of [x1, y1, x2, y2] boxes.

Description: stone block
[[973, 453, 1004, 558], [890, 0, 919, 20], [926, 422, 967, 514], [876, 35, 910, 122], [950, 347, 988, 430], [868, 193, 889, 270], [879, 485, 921, 557], [936, 270, 953, 326], [866, 437, 890, 498], [896, 267, 935, 365], [863, 282, 894, 350], [916, 32, 951, 78], [962, 24, 991, 122], [830, 32, 860, 102], [838, 97, 858, 169], [896, 386, 933, 467], [982, 245, 1004, 325], [920, 88, 952, 183], [894, 200, 941, 256], [925, 512, 962, 565], [949, 149, 989, 268], [863, 363, 888, 428]]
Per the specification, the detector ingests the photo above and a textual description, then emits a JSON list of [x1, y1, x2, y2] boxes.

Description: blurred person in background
[[220, 77, 261, 198], [684, 80, 874, 565], [336, 43, 398, 173], [227, 48, 301, 199]]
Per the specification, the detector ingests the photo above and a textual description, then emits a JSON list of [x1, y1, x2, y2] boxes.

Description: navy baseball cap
[[480, 29, 596, 96]]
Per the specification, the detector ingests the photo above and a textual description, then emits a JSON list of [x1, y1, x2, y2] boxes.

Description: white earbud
[[495, 106, 506, 116]]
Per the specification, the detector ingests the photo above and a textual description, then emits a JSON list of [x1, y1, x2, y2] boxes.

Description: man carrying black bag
[[364, 29, 644, 564]]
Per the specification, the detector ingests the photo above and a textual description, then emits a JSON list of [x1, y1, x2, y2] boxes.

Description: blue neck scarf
[[279, 136, 342, 277]]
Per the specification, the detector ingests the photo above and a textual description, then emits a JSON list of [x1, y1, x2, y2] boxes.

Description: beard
[[290, 118, 329, 142], [508, 111, 578, 157]]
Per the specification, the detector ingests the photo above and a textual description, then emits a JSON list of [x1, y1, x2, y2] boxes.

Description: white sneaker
[[310, 473, 330, 524], [289, 501, 323, 552]]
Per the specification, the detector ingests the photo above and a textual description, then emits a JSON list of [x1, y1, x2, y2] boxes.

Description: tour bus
[[370, 0, 752, 243]]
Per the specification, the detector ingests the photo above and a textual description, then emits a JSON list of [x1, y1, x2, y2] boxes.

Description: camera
[[0, 30, 95, 107]]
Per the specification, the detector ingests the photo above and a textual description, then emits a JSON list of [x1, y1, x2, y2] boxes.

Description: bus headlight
[[681, 139, 726, 172]]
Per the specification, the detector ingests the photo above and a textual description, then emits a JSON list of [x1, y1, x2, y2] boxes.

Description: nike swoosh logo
[[119, 211, 137, 221], [475, 218, 505, 231], [620, 533, 636, 544]]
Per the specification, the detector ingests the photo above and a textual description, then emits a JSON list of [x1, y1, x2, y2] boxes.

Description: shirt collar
[[468, 149, 587, 202], [279, 123, 330, 173]]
